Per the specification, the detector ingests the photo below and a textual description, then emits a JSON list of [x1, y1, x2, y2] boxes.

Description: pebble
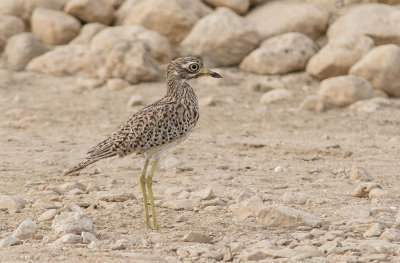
[[282, 192, 309, 205], [237, 188, 252, 202], [300, 95, 326, 112], [38, 209, 57, 222], [106, 78, 130, 90], [76, 77, 104, 89], [98, 192, 136, 202], [177, 247, 189, 258], [241, 250, 267, 261], [60, 182, 86, 192], [0, 195, 26, 213], [193, 187, 216, 200], [380, 228, 400, 242], [350, 166, 373, 181], [369, 188, 389, 200], [52, 211, 94, 236], [0, 236, 21, 248], [311, 228, 326, 238], [127, 95, 143, 107], [274, 165, 283, 172], [162, 199, 200, 211], [81, 231, 99, 244], [260, 89, 292, 104], [182, 231, 212, 243], [111, 239, 130, 250], [67, 188, 85, 196], [88, 240, 100, 249], [257, 205, 322, 227], [199, 96, 216, 107], [235, 196, 265, 219], [175, 214, 188, 222], [61, 233, 83, 244], [13, 220, 38, 240], [351, 182, 381, 198]]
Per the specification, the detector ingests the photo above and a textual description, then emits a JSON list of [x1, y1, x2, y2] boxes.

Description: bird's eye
[[188, 63, 199, 72]]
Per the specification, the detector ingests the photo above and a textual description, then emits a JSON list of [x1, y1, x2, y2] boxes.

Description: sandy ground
[[1, 66, 400, 262]]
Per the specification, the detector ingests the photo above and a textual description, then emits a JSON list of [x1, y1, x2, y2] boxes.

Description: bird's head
[[167, 56, 222, 80]]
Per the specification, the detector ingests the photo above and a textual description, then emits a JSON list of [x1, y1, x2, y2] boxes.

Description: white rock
[[349, 97, 393, 113], [31, 8, 81, 45], [246, 1, 328, 40], [260, 89, 292, 104], [67, 188, 85, 196], [52, 211, 94, 236], [106, 78, 130, 90], [203, 0, 249, 15], [38, 209, 57, 222], [13, 220, 38, 240], [274, 165, 283, 172], [111, 239, 130, 250], [98, 192, 136, 202], [256, 205, 322, 227], [300, 95, 326, 112], [0, 195, 26, 213], [318, 75, 375, 107], [351, 182, 381, 198], [363, 223, 383, 238], [0, 15, 24, 51], [62, 233, 83, 244], [65, 0, 114, 25], [380, 228, 400, 242], [237, 188, 252, 202], [240, 250, 267, 261], [76, 77, 104, 89], [240, 32, 317, 75], [88, 240, 100, 249], [81, 231, 99, 244], [194, 187, 216, 200], [350, 44, 400, 97], [0, 236, 21, 248], [306, 35, 374, 80], [349, 166, 372, 181], [235, 196, 264, 219], [181, 7, 259, 67], [71, 23, 107, 45], [127, 95, 143, 107], [182, 231, 212, 243], [60, 182, 86, 192], [369, 188, 389, 200], [162, 199, 201, 211], [282, 192, 308, 205], [175, 214, 188, 222]]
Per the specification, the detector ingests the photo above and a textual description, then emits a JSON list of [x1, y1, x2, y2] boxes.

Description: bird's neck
[[166, 77, 195, 99]]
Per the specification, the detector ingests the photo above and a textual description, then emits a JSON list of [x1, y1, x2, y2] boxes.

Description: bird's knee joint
[[146, 177, 152, 186]]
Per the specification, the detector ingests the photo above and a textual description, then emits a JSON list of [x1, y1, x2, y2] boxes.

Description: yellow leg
[[140, 159, 150, 228], [146, 159, 160, 230]]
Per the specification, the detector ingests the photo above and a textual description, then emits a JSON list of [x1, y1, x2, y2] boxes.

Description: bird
[[64, 56, 222, 229]]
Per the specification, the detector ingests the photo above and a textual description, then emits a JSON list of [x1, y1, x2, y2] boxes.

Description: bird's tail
[[64, 158, 98, 176]]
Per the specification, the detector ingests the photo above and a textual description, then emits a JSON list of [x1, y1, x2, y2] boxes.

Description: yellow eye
[[189, 63, 199, 72]]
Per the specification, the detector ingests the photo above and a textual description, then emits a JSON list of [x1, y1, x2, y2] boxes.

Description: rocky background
[[1, 0, 400, 262]]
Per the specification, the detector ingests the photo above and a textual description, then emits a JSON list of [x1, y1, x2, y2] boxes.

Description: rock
[[22, 0, 65, 22], [256, 205, 322, 227], [240, 250, 267, 261], [380, 228, 400, 242], [199, 96, 216, 107], [182, 231, 212, 243], [203, 0, 249, 15], [106, 78, 130, 90], [369, 188, 389, 200], [240, 32, 317, 75], [76, 77, 104, 89], [306, 35, 374, 80], [0, 15, 24, 51], [4, 33, 48, 70], [162, 199, 201, 211], [237, 188, 252, 202], [327, 4, 400, 46], [68, 188, 85, 196], [111, 239, 130, 250], [350, 44, 400, 97], [235, 196, 265, 219], [245, 1, 328, 40], [51, 211, 94, 236], [98, 40, 159, 84], [65, 0, 114, 25], [318, 75, 375, 107], [194, 187, 216, 200], [0, 195, 26, 213], [0, 0, 25, 17], [349, 166, 373, 181], [31, 8, 81, 45], [98, 192, 136, 202], [282, 192, 308, 205], [349, 97, 393, 113], [71, 23, 107, 45], [363, 223, 383, 238], [260, 89, 292, 104], [60, 182, 86, 192], [180, 7, 259, 67], [175, 214, 188, 222], [300, 95, 326, 112], [122, 0, 211, 44], [127, 95, 143, 107], [351, 182, 381, 198], [81, 232, 99, 244], [13, 220, 37, 239], [27, 45, 106, 78], [0, 236, 21, 248], [62, 233, 83, 244], [88, 240, 100, 249], [38, 209, 57, 222]]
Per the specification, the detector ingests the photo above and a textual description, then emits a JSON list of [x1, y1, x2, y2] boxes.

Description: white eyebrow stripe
[[181, 62, 193, 68]]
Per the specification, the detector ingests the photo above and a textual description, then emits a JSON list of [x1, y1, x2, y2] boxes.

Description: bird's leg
[[146, 158, 160, 229], [140, 159, 150, 228]]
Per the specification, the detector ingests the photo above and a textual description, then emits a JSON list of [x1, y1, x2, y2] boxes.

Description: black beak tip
[[212, 72, 222, 78]]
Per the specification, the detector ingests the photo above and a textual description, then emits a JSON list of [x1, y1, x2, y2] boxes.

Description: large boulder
[[349, 44, 400, 97], [22, 0, 65, 22], [121, 0, 212, 44], [70, 23, 107, 45], [0, 0, 25, 17], [4, 33, 48, 70], [328, 4, 400, 45], [245, 1, 328, 40], [114, 0, 142, 25], [65, 0, 114, 25], [318, 75, 375, 107], [240, 32, 316, 75], [31, 8, 81, 45], [306, 35, 374, 80], [203, 0, 250, 15], [180, 7, 260, 67], [0, 15, 24, 51], [91, 25, 172, 63]]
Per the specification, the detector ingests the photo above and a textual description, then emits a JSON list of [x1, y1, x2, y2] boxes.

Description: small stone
[[67, 188, 85, 196], [71, 22, 107, 45], [260, 89, 292, 104], [351, 182, 381, 198], [235, 196, 265, 219], [195, 187, 216, 200], [363, 223, 383, 238], [380, 228, 400, 242], [162, 199, 201, 211], [257, 205, 322, 227], [182, 231, 212, 243], [127, 95, 143, 107], [88, 240, 100, 249], [0, 195, 26, 213], [106, 78, 130, 90], [350, 166, 373, 181], [0, 236, 21, 248], [62, 233, 83, 244], [60, 182, 86, 192], [300, 95, 325, 112], [13, 220, 37, 240], [76, 77, 104, 89], [237, 188, 252, 202], [52, 211, 94, 236], [199, 96, 216, 107], [81, 232, 99, 244], [38, 209, 57, 222], [175, 214, 188, 222], [369, 188, 389, 200], [177, 247, 189, 258], [98, 192, 136, 202], [65, 0, 114, 25], [111, 239, 130, 250], [282, 192, 308, 205], [241, 250, 267, 261], [274, 165, 283, 172], [311, 229, 326, 238]]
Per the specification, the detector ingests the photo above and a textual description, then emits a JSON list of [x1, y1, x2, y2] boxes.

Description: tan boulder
[[300, 95, 326, 112], [349, 44, 400, 97], [257, 205, 322, 227], [0, 0, 25, 17], [306, 35, 374, 80], [31, 8, 81, 45], [114, 0, 143, 25], [328, 4, 400, 46], [121, 0, 211, 44], [4, 33, 48, 70], [65, 0, 114, 25], [23, 0, 65, 22], [318, 75, 375, 107], [240, 32, 316, 75], [0, 15, 25, 51], [246, 1, 328, 40], [203, 0, 249, 15], [70, 23, 107, 45], [181, 7, 259, 67]]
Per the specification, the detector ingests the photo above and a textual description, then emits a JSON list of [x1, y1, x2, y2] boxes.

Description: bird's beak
[[200, 69, 222, 78]]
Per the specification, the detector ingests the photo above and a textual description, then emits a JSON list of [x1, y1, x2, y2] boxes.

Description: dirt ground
[[1, 65, 400, 262]]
